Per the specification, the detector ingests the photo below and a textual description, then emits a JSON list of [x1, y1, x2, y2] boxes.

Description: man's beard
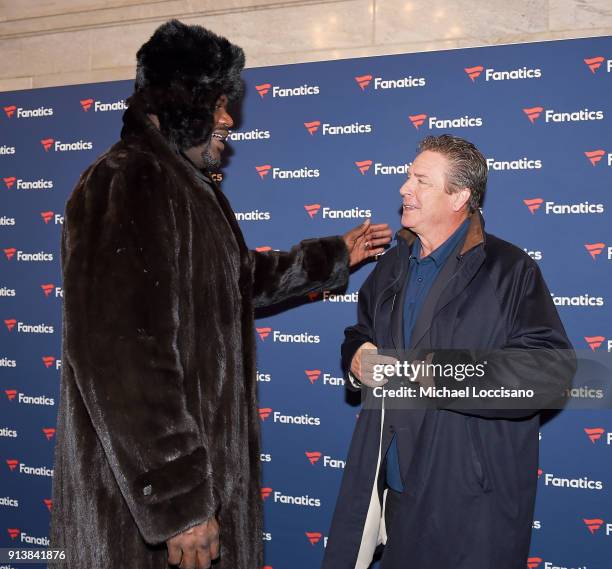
[[202, 146, 221, 170]]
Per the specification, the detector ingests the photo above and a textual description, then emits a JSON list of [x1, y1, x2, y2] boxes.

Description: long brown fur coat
[[49, 100, 349, 568]]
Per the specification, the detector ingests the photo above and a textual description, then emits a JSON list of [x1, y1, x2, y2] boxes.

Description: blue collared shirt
[[386, 218, 470, 492]]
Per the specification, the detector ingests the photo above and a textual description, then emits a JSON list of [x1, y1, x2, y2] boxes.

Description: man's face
[[186, 94, 233, 170], [399, 150, 460, 233]]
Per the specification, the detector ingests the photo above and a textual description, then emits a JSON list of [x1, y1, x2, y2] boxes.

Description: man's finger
[[364, 223, 390, 232], [369, 236, 391, 247], [167, 543, 182, 566], [364, 229, 393, 241], [349, 219, 371, 239], [179, 548, 196, 569], [362, 355, 399, 366], [196, 548, 212, 569], [209, 535, 220, 560]]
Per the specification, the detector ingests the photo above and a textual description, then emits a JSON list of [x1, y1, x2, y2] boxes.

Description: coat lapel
[[410, 213, 486, 349]]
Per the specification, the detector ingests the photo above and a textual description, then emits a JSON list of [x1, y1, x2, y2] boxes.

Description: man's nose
[[219, 109, 234, 129], [399, 181, 412, 197]]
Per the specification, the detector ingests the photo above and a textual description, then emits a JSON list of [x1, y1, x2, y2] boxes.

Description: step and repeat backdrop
[[1, 35, 611, 569]]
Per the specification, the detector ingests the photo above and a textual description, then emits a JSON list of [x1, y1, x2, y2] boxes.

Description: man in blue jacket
[[323, 134, 575, 569]]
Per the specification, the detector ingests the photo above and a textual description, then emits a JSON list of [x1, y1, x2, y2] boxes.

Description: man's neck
[[417, 216, 468, 258]]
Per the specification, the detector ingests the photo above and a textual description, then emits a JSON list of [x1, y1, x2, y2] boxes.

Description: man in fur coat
[[49, 20, 391, 569]]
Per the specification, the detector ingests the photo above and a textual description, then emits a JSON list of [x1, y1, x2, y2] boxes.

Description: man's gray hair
[[418, 134, 487, 213]]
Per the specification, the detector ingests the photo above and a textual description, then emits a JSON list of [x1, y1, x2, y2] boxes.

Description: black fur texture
[[49, 100, 349, 568], [132, 19, 245, 149]]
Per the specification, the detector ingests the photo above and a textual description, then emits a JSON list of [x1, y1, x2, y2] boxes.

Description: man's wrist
[[348, 370, 362, 389]]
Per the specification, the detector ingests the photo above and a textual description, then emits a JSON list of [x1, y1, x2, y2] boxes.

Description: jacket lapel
[[409, 212, 486, 349], [409, 249, 462, 349]]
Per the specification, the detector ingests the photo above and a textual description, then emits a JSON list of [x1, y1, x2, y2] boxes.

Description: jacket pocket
[[466, 417, 492, 492]]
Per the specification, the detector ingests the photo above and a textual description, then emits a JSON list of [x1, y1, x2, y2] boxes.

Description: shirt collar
[[411, 218, 470, 267]]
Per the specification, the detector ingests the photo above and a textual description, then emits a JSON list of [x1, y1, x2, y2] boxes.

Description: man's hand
[[410, 353, 435, 389], [167, 518, 220, 569], [343, 220, 392, 267], [351, 341, 398, 388]]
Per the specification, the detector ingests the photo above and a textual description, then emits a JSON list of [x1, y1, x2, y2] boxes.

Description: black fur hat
[[131, 19, 245, 149]]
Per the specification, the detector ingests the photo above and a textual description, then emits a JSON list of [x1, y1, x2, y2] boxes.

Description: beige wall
[[0, 0, 611, 92]]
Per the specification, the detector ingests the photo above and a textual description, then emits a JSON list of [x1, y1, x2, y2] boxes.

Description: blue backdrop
[[1, 35, 611, 569]]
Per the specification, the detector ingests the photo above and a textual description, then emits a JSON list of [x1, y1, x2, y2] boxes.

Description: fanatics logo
[[464, 65, 484, 81], [527, 557, 542, 569], [255, 83, 272, 98], [4, 248, 17, 260], [42, 356, 56, 369], [80, 98, 94, 112], [261, 487, 273, 500], [3, 106, 17, 118], [307, 291, 320, 302], [355, 75, 373, 90], [4, 319, 17, 332], [304, 121, 321, 135], [41, 284, 54, 297], [40, 137, 93, 152], [585, 149, 606, 166], [523, 107, 544, 123], [256, 164, 320, 180], [523, 198, 544, 214], [584, 243, 605, 259], [80, 98, 127, 112], [584, 427, 605, 443], [8, 528, 20, 539], [584, 149, 606, 166], [43, 499, 52, 511], [3, 177, 16, 189], [304, 204, 321, 218], [305, 369, 321, 384], [584, 336, 605, 351], [583, 518, 604, 534], [305, 532, 322, 545], [5, 389, 17, 401], [6, 459, 18, 472], [259, 408, 272, 421], [42, 428, 56, 441], [355, 160, 373, 175], [3, 176, 53, 190], [312, 205, 371, 220], [356, 73, 426, 90], [409, 113, 427, 129], [256, 327, 272, 341], [40, 138, 54, 152], [305, 451, 322, 465], [255, 165, 272, 179], [464, 64, 541, 81], [584, 56, 605, 74], [41, 211, 54, 224]]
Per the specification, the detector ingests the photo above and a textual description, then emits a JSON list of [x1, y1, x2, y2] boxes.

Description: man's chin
[[401, 213, 417, 230], [202, 149, 222, 170]]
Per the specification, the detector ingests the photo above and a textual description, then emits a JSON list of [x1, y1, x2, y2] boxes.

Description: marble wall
[[0, 0, 611, 91]]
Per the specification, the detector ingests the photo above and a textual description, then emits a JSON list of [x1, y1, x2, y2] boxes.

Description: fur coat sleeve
[[62, 153, 216, 545], [250, 238, 349, 309]]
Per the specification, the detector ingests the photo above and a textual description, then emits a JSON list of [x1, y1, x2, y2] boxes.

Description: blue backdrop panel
[[1, 36, 611, 569]]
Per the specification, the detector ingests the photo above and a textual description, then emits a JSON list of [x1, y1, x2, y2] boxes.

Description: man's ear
[[452, 188, 471, 212]]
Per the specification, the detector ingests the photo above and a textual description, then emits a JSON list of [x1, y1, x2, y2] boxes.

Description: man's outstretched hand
[[167, 518, 220, 569], [343, 220, 392, 267]]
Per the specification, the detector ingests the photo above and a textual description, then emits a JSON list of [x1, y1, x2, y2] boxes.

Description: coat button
[[143, 484, 152, 496]]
